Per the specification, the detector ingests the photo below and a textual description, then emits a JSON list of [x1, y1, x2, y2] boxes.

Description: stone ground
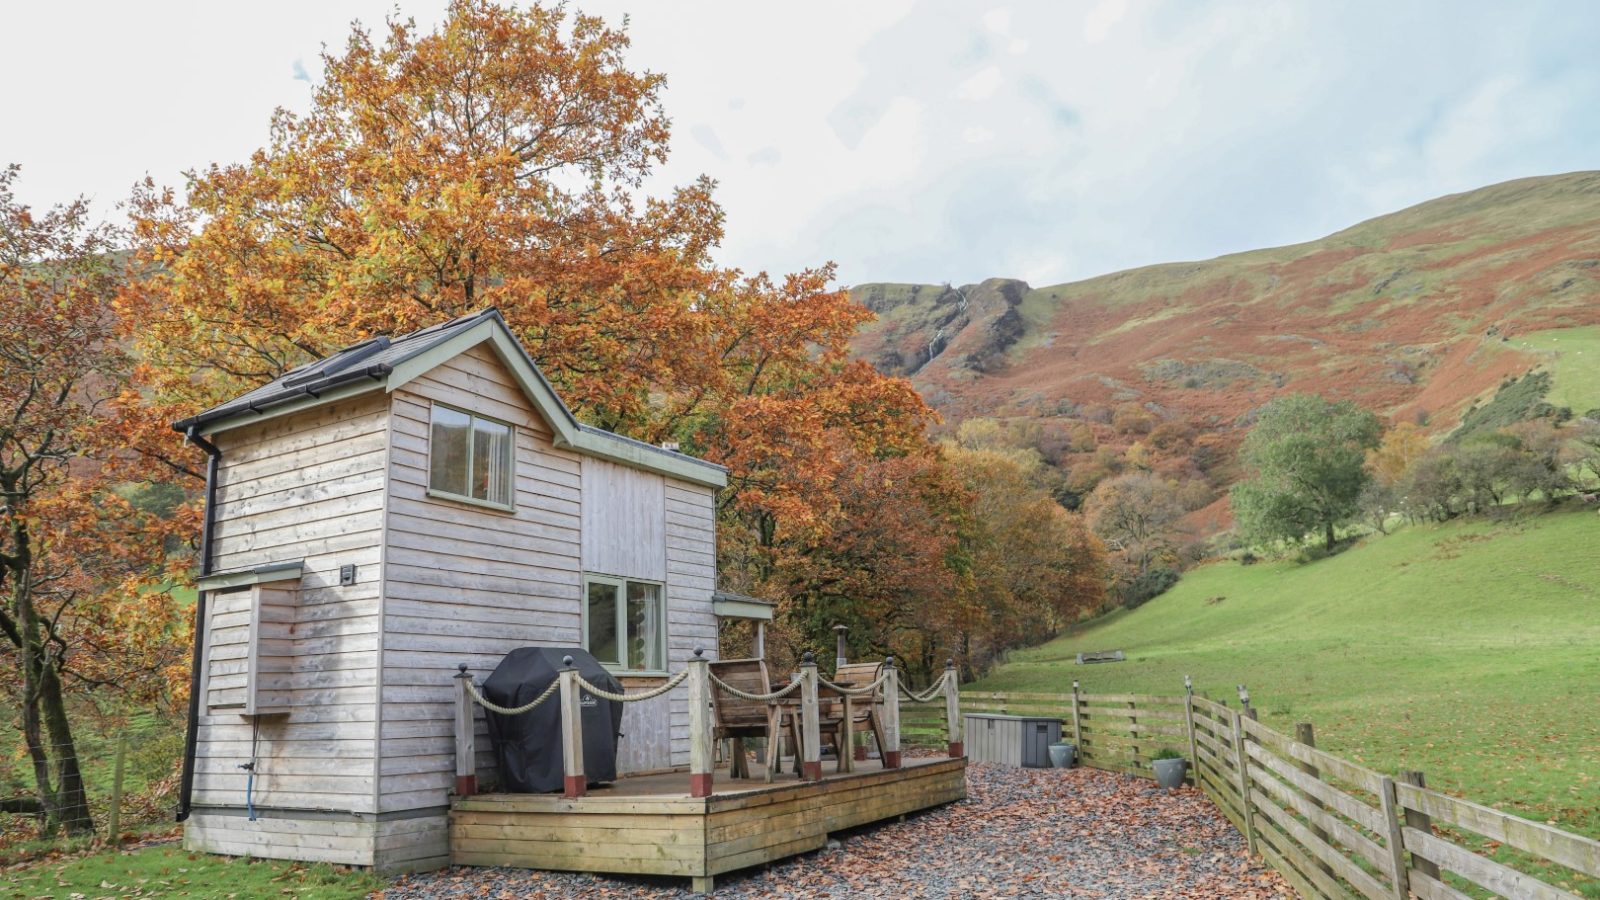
[[377, 760, 1291, 899]]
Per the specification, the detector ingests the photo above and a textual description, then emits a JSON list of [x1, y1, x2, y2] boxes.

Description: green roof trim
[[196, 560, 304, 592], [712, 590, 776, 621]]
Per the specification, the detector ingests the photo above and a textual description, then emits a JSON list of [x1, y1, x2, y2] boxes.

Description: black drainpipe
[[177, 426, 221, 822]]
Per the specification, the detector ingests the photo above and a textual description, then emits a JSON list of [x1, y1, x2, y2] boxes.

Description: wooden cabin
[[173, 310, 966, 887], [173, 309, 742, 871]]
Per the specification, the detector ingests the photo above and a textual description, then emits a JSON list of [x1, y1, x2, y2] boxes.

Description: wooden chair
[[709, 658, 783, 781], [833, 661, 890, 764]]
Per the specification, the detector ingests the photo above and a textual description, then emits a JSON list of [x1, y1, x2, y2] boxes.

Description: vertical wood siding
[[186, 393, 390, 866]]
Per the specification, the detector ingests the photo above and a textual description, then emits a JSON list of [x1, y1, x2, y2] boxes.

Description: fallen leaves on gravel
[[378, 762, 1291, 899]]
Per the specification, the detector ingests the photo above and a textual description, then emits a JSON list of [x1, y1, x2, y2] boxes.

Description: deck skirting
[[448, 756, 967, 882]]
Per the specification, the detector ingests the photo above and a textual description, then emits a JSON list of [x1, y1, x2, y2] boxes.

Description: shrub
[[1152, 748, 1186, 761], [1119, 566, 1179, 609]]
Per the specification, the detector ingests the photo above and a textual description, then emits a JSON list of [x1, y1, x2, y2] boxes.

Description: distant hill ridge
[[850, 171, 1600, 521]]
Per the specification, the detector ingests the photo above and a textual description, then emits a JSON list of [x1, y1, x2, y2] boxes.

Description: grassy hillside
[[972, 506, 1600, 842], [851, 173, 1600, 523]]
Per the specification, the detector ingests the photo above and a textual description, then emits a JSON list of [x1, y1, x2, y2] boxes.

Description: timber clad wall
[[186, 393, 391, 865], [374, 344, 719, 871]]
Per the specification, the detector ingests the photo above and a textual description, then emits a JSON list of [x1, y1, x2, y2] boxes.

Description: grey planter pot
[[1047, 742, 1076, 768], [1152, 757, 1188, 789]]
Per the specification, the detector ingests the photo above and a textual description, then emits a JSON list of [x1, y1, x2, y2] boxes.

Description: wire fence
[[0, 721, 183, 853]]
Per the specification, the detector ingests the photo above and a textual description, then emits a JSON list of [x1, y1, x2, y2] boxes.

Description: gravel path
[[378, 763, 1290, 899]]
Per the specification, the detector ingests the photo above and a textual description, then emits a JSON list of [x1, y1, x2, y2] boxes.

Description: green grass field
[[0, 842, 382, 899], [974, 506, 1600, 845], [1512, 325, 1600, 414]]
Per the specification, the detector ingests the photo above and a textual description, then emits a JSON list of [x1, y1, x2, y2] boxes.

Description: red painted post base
[[690, 773, 713, 797], [802, 761, 823, 781], [947, 741, 963, 759], [884, 750, 903, 769], [563, 775, 587, 799], [854, 745, 868, 762], [455, 774, 478, 797]]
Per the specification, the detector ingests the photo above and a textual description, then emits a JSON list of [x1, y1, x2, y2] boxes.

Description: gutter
[[176, 426, 221, 822]]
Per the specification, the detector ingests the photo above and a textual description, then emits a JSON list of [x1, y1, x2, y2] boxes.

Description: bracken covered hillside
[[851, 172, 1600, 525]]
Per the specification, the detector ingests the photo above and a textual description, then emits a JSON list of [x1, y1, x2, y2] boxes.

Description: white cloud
[[955, 66, 1005, 101]]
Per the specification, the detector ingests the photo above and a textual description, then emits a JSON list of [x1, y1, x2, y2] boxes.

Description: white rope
[[817, 671, 889, 697], [709, 673, 805, 702], [573, 669, 690, 703], [899, 679, 947, 704], [463, 677, 561, 716]]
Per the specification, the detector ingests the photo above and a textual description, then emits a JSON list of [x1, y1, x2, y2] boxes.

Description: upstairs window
[[429, 404, 514, 509], [584, 575, 666, 673]]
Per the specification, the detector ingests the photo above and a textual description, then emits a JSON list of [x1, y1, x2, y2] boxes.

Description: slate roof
[[172, 309, 502, 433], [170, 309, 725, 482]]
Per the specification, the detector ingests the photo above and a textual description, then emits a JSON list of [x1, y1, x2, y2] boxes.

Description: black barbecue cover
[[482, 647, 625, 793]]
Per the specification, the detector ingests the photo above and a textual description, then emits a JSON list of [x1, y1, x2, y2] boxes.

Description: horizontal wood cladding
[[378, 345, 587, 828], [191, 392, 389, 844], [447, 759, 967, 878]]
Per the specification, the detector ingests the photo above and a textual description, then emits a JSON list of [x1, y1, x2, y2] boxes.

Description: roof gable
[[174, 310, 726, 488]]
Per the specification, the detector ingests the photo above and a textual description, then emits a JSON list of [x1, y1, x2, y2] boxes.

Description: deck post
[[559, 656, 586, 798], [945, 659, 963, 758], [688, 648, 714, 797], [454, 664, 478, 797], [799, 651, 823, 780], [881, 656, 901, 769]]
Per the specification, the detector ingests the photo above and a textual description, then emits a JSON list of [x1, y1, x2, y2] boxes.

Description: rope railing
[[816, 671, 889, 697], [709, 672, 805, 702], [461, 675, 561, 716], [899, 678, 947, 704], [574, 669, 689, 703]]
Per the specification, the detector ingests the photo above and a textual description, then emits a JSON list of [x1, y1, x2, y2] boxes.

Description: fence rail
[[926, 686, 1600, 900]]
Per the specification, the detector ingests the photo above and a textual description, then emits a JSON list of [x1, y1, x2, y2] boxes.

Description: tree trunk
[[1324, 520, 1335, 551], [9, 523, 95, 836]]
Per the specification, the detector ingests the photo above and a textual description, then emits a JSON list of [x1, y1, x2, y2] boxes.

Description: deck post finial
[[884, 655, 895, 669], [694, 647, 704, 658], [946, 658, 955, 670], [802, 650, 815, 666], [456, 663, 469, 677], [562, 655, 575, 669]]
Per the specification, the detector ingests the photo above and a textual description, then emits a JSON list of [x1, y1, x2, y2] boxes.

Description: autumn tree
[[1083, 473, 1186, 596], [123, 1, 942, 663], [0, 167, 186, 834], [1230, 394, 1381, 551]]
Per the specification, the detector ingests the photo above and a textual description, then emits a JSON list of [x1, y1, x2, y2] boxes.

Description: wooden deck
[[449, 755, 967, 891]]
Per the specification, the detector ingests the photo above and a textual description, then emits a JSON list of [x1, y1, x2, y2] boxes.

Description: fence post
[[1183, 677, 1198, 782], [1230, 709, 1259, 856], [945, 660, 963, 758], [688, 649, 714, 797], [881, 656, 902, 769], [1295, 723, 1335, 878], [108, 732, 128, 846], [1070, 680, 1083, 751], [799, 651, 823, 781], [1379, 776, 1412, 899], [558, 657, 586, 798], [1237, 684, 1257, 721], [1400, 770, 1442, 881], [453, 664, 478, 798]]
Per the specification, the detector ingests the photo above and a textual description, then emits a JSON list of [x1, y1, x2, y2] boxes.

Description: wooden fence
[[905, 686, 1600, 900]]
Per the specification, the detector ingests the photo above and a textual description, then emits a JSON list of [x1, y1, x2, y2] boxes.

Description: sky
[[6, 1, 1600, 288]]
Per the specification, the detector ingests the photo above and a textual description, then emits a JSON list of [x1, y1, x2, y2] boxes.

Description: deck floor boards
[[449, 755, 967, 888]]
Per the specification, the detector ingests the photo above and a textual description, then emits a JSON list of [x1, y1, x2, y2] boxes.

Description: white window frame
[[582, 573, 668, 675], [425, 402, 516, 512]]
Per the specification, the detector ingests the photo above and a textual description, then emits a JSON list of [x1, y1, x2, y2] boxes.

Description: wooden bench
[[1075, 650, 1126, 664]]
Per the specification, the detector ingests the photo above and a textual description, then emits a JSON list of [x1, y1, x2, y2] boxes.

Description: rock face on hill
[[851, 171, 1600, 461]]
